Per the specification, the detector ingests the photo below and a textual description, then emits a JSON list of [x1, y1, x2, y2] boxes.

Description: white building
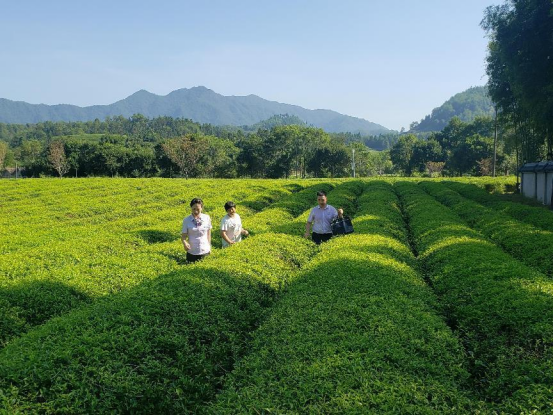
[[519, 161, 553, 206]]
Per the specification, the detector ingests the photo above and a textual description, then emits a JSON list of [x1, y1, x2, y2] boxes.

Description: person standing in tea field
[[304, 190, 343, 245], [182, 198, 212, 263], [220, 201, 249, 248]]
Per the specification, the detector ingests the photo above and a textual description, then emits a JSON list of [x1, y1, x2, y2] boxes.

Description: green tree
[[449, 134, 494, 175], [64, 140, 82, 177], [434, 117, 466, 154], [349, 142, 370, 177], [236, 134, 265, 177], [0, 141, 7, 172], [307, 136, 350, 178], [124, 145, 158, 177], [411, 139, 443, 174], [98, 136, 129, 177], [20, 140, 46, 176], [365, 150, 392, 176], [294, 127, 327, 178], [266, 126, 298, 178], [201, 136, 239, 178], [389, 134, 418, 175], [482, 0, 553, 158], [162, 134, 208, 178]]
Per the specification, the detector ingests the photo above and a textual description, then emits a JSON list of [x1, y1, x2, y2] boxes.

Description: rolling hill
[[411, 86, 494, 132], [0, 87, 390, 135]]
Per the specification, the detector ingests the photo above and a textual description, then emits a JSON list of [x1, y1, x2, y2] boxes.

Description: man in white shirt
[[220, 201, 249, 248], [304, 190, 343, 245]]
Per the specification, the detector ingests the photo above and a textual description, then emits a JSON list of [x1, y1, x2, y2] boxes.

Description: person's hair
[[224, 201, 236, 211], [316, 190, 327, 197], [190, 198, 204, 208]]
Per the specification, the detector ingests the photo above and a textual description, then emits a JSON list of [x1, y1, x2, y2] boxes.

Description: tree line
[[482, 0, 553, 165], [389, 116, 516, 177], [0, 111, 520, 179], [0, 115, 396, 178]]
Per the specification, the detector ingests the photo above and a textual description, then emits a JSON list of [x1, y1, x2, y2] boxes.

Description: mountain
[[411, 86, 494, 132], [0, 87, 390, 135]]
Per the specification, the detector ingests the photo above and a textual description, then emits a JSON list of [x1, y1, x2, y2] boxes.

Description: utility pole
[[351, 148, 356, 178], [493, 107, 498, 177], [15, 162, 18, 179]]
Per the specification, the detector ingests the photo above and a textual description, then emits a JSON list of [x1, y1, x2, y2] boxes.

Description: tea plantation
[[1, 177, 552, 413]]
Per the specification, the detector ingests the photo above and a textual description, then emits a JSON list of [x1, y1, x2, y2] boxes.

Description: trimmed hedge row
[[442, 176, 517, 195], [0, 179, 303, 254], [239, 182, 304, 211], [419, 181, 553, 277], [395, 181, 553, 412], [0, 180, 367, 413], [443, 180, 553, 233], [355, 180, 409, 244], [0, 180, 304, 348], [211, 181, 478, 413], [0, 234, 317, 414]]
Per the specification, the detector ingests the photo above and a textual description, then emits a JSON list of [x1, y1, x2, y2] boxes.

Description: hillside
[[0, 87, 390, 135], [411, 86, 494, 132]]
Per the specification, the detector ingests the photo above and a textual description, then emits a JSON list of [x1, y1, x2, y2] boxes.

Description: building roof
[[519, 161, 553, 173]]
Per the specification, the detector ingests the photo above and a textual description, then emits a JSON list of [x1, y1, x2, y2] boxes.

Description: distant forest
[[0, 114, 398, 178], [0, 111, 520, 179]]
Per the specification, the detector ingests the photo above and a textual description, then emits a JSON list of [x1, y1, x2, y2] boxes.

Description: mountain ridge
[[0, 87, 390, 135]]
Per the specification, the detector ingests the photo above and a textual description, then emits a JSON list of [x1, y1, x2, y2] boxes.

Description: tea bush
[[2, 177, 552, 413], [420, 181, 553, 277], [211, 181, 479, 413], [395, 181, 553, 412], [0, 180, 366, 413], [246, 182, 335, 234], [443, 180, 553, 232], [0, 234, 317, 414], [0, 179, 306, 346]]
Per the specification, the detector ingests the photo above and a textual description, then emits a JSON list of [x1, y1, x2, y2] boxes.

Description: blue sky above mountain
[[0, 1, 498, 131]]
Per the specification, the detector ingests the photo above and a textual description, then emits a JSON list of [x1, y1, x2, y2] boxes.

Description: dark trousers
[[312, 232, 333, 245], [186, 252, 210, 263]]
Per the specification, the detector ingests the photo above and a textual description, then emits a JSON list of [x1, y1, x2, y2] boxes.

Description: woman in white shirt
[[220, 201, 249, 248], [181, 198, 212, 263]]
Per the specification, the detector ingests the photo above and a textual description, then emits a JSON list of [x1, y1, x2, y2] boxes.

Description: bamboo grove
[[482, 0, 553, 163]]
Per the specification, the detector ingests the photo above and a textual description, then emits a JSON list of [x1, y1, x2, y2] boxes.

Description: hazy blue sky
[[1, 0, 499, 131]]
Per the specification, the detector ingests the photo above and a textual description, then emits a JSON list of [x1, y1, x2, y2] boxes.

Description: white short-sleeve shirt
[[220, 213, 242, 248], [182, 213, 212, 255], [307, 205, 338, 234]]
